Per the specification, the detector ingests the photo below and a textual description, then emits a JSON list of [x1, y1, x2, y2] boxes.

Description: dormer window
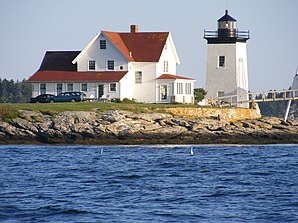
[[88, 60, 96, 70], [100, 40, 106, 49]]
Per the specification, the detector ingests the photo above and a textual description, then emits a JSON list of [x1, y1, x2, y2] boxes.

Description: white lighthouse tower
[[204, 10, 250, 107]]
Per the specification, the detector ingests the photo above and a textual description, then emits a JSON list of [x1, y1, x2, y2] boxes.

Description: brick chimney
[[130, 24, 138, 33]]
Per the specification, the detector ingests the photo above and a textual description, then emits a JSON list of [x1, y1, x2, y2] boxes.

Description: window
[[218, 56, 225, 68], [100, 40, 106, 49], [217, 91, 225, 97], [57, 83, 62, 95], [177, 82, 183, 94], [107, 60, 114, 70], [88, 60, 95, 70], [185, 83, 192, 95], [40, 83, 46, 94], [135, 71, 142, 84], [67, 83, 73, 91], [161, 85, 167, 100], [163, 60, 169, 73], [109, 83, 116, 92], [81, 83, 87, 92]]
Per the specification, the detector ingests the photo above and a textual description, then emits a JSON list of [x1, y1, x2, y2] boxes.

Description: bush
[[111, 98, 122, 103], [0, 106, 20, 121], [122, 98, 137, 104]]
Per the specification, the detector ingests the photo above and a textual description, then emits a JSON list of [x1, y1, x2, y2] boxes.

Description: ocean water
[[0, 144, 298, 223]]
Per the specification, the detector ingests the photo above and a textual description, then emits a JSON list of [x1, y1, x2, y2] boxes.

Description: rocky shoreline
[[0, 110, 298, 145]]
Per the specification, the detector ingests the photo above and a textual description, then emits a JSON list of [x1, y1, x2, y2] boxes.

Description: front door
[[161, 85, 167, 101], [98, 84, 104, 99], [57, 83, 62, 95]]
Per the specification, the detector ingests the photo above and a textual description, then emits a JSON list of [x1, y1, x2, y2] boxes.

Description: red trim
[[27, 70, 128, 82], [157, 74, 195, 80]]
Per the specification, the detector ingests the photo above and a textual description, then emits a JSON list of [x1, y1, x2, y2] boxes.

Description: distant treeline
[[258, 100, 298, 119], [254, 91, 298, 119], [0, 79, 32, 103]]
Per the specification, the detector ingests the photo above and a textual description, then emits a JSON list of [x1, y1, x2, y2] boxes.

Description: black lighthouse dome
[[204, 10, 249, 43], [218, 10, 237, 38]]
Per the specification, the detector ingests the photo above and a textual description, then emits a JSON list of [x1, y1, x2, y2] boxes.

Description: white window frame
[[177, 82, 183, 94], [81, 83, 87, 92], [107, 60, 115, 71], [217, 91, 225, 97], [67, 83, 73, 91], [109, 83, 116, 92], [163, 60, 169, 73], [185, 83, 192, 95], [160, 85, 167, 100], [88, 60, 96, 71], [57, 83, 63, 95], [40, 83, 46, 94], [135, 71, 142, 84]]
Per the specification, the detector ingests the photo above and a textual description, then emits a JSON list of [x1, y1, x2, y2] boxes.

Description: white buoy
[[100, 148, 104, 154], [190, 147, 194, 156]]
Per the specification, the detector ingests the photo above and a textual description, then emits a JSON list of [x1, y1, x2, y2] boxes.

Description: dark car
[[29, 94, 55, 103], [49, 92, 86, 103]]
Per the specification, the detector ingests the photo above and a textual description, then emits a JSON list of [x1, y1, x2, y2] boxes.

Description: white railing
[[213, 89, 298, 106]]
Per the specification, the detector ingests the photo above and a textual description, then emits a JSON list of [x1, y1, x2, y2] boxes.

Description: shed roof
[[39, 51, 80, 71]]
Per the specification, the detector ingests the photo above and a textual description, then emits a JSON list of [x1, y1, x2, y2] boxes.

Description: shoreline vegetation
[[0, 103, 298, 145]]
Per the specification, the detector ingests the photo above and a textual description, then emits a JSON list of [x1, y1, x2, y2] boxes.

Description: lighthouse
[[204, 10, 250, 107]]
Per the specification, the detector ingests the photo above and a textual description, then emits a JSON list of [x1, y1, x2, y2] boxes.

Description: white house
[[28, 25, 195, 103]]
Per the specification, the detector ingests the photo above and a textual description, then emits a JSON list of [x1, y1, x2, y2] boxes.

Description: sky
[[0, 0, 297, 92]]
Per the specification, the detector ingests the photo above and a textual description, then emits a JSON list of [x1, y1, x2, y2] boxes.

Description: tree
[[0, 78, 32, 103], [194, 88, 207, 103]]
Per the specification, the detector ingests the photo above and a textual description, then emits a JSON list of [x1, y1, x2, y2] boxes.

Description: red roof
[[27, 71, 127, 82], [157, 74, 195, 80], [103, 31, 169, 62]]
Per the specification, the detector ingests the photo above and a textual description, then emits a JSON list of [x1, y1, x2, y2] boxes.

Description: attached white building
[[28, 25, 195, 103]]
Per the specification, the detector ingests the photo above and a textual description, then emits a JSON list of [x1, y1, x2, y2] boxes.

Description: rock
[[262, 117, 281, 125], [1, 109, 298, 144], [287, 120, 298, 126], [272, 124, 288, 130], [190, 122, 205, 131], [250, 120, 272, 129], [171, 118, 191, 129], [142, 123, 162, 131], [72, 123, 94, 135], [0, 122, 17, 136], [100, 110, 126, 123], [242, 121, 256, 129], [137, 113, 172, 122], [198, 118, 227, 131], [11, 117, 39, 133]]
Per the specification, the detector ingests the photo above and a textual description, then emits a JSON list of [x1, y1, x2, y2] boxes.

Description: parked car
[[29, 94, 55, 103], [49, 92, 87, 103]]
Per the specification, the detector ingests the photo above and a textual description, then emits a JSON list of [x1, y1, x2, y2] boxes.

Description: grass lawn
[[0, 102, 199, 120]]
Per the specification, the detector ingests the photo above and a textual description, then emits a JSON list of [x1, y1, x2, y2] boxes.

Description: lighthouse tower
[[204, 10, 250, 107]]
